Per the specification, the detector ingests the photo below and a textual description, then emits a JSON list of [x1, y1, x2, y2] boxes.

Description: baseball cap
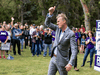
[[33, 24, 35, 26]]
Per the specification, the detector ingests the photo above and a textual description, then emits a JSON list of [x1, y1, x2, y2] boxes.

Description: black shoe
[[19, 54, 21, 55], [90, 65, 92, 68], [81, 65, 84, 67]]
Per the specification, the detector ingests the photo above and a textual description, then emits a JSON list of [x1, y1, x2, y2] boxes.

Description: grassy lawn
[[0, 46, 100, 75]]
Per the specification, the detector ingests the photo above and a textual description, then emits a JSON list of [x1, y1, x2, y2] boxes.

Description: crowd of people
[[0, 16, 96, 71], [0, 17, 56, 58]]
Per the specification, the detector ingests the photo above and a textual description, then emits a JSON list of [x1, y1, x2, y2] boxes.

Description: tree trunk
[[42, 10, 46, 17], [38, 0, 46, 17], [20, 0, 24, 25], [80, 0, 91, 31]]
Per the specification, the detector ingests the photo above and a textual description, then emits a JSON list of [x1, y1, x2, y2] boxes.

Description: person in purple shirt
[[81, 31, 96, 68], [0, 26, 8, 59], [52, 30, 55, 42]]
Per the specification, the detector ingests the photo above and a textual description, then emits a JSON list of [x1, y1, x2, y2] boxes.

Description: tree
[[80, 0, 91, 31]]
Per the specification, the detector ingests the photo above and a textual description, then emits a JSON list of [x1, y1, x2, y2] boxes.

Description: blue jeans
[[82, 48, 95, 66], [20, 39, 24, 49], [32, 40, 40, 56], [43, 43, 52, 56]]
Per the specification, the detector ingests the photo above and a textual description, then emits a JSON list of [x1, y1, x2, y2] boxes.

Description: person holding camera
[[43, 28, 52, 57], [32, 27, 41, 57]]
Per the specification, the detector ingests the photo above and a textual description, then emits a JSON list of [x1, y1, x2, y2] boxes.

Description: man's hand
[[48, 6, 56, 15], [65, 64, 72, 72], [11, 17, 14, 21], [34, 35, 37, 37]]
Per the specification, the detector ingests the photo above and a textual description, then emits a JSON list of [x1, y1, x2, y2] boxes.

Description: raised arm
[[45, 6, 58, 31], [11, 17, 14, 28]]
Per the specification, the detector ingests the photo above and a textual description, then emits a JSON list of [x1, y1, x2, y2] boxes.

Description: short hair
[[56, 13, 68, 24], [40, 25, 44, 29], [14, 23, 18, 26]]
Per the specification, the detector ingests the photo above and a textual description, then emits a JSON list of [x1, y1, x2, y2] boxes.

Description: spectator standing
[[78, 25, 85, 33], [32, 27, 41, 57], [80, 35, 86, 53], [81, 32, 96, 68], [43, 28, 52, 57], [24, 25, 29, 49], [11, 17, 22, 55], [0, 26, 8, 59], [5, 25, 12, 55], [20, 25, 24, 52], [29, 24, 36, 51], [40, 25, 45, 52]]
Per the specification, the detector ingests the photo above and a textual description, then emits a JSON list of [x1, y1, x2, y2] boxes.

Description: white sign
[[1, 43, 10, 50], [94, 20, 100, 72]]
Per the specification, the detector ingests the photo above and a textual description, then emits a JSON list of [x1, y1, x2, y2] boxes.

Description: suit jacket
[[32, 31, 41, 43], [45, 14, 77, 67]]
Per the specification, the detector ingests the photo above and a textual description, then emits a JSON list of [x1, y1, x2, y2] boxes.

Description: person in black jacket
[[20, 25, 24, 52], [43, 28, 52, 57], [23, 25, 29, 49]]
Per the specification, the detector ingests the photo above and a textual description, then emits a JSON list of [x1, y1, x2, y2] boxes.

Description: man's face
[[81, 25, 83, 28], [14, 25, 18, 29], [36, 28, 39, 32], [33, 26, 35, 28], [57, 17, 65, 29]]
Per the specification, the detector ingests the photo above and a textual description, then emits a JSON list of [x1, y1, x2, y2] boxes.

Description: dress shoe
[[74, 68, 79, 71]]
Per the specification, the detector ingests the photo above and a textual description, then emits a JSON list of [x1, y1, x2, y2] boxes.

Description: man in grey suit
[[45, 6, 77, 75]]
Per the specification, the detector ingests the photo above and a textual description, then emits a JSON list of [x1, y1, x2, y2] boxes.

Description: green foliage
[[0, 0, 99, 28], [0, 0, 17, 23]]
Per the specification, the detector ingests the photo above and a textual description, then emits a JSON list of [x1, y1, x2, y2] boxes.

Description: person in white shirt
[[5, 25, 12, 55], [29, 24, 36, 52]]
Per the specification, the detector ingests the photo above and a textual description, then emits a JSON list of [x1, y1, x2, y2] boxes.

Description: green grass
[[0, 46, 100, 75]]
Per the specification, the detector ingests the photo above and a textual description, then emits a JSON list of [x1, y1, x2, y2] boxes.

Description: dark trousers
[[69, 48, 77, 68], [40, 40, 43, 52], [13, 39, 21, 55], [30, 37, 32, 50], [32, 40, 40, 56], [25, 37, 28, 48]]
